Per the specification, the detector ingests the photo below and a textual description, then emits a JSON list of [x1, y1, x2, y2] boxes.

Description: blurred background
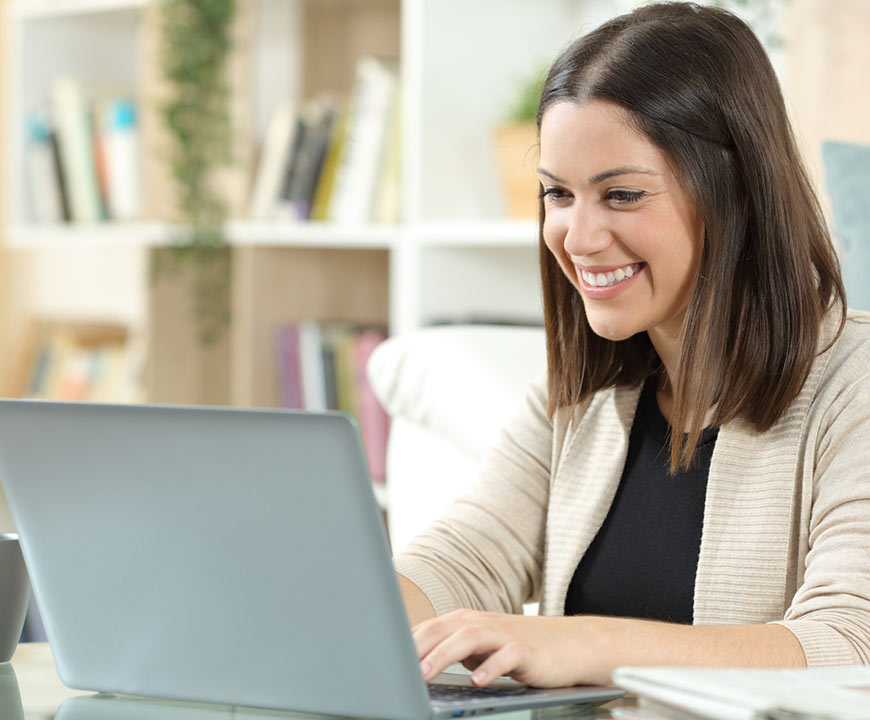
[[0, 0, 867, 634]]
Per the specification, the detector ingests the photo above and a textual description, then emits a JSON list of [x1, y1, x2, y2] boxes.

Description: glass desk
[[7, 643, 634, 720]]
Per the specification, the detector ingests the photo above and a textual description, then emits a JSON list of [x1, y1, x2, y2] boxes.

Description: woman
[[394, 2, 870, 688]]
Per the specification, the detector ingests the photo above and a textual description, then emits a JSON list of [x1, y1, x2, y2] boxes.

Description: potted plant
[[493, 68, 546, 220]]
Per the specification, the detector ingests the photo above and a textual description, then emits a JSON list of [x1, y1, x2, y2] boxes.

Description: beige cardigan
[[394, 311, 870, 667]]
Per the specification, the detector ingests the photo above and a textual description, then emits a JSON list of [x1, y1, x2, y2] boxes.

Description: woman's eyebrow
[[587, 166, 660, 184], [537, 165, 661, 185]]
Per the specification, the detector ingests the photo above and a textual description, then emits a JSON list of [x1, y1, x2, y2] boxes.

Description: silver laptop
[[0, 400, 623, 719]]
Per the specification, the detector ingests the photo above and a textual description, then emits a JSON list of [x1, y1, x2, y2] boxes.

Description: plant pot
[[493, 122, 540, 220]]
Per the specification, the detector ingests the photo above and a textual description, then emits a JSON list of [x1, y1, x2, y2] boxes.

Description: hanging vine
[[158, 0, 237, 344]]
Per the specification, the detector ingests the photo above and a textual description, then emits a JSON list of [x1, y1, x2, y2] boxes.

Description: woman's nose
[[563, 204, 612, 259]]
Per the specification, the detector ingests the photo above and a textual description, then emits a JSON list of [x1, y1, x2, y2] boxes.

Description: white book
[[613, 665, 870, 720], [248, 98, 298, 220], [328, 57, 398, 224], [103, 98, 142, 221], [51, 76, 102, 223], [297, 320, 327, 412]]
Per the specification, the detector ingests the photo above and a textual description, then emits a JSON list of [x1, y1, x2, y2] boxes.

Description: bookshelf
[[3, 0, 584, 415]]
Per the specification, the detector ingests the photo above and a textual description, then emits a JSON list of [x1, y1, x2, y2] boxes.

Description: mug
[[0, 535, 30, 663], [0, 663, 24, 720]]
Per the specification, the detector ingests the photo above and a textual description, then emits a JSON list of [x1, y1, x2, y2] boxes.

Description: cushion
[[822, 141, 870, 311], [367, 325, 547, 463]]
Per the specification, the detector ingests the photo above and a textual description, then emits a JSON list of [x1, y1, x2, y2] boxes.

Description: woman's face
[[538, 99, 704, 345]]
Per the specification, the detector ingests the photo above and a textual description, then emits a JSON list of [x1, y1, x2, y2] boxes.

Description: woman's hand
[[412, 610, 807, 688], [413, 609, 594, 688]]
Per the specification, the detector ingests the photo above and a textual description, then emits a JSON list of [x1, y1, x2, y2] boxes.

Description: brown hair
[[536, 2, 846, 471]]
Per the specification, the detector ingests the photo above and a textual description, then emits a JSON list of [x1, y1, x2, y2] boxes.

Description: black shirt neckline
[[638, 379, 719, 449]]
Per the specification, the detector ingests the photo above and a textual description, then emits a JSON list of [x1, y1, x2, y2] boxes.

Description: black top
[[563, 380, 718, 624]]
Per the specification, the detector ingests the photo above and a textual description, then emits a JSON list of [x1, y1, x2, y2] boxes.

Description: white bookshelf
[[1, 0, 610, 406]]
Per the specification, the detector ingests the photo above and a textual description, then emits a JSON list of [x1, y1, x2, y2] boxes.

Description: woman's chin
[[586, 319, 639, 343]]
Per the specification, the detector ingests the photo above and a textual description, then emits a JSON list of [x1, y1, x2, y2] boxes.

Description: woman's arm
[[399, 573, 436, 626], [413, 611, 805, 687]]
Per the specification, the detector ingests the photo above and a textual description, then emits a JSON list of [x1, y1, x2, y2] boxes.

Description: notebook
[[0, 400, 623, 719]]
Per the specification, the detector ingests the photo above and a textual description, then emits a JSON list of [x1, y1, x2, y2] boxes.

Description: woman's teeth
[[581, 263, 643, 288]]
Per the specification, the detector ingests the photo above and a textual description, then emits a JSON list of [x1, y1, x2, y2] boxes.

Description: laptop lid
[[0, 400, 431, 720]]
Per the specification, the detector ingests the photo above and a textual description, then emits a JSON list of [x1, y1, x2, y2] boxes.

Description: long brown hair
[[536, 2, 846, 471]]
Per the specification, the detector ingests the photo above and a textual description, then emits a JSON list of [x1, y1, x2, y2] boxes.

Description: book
[[25, 114, 65, 224], [355, 329, 390, 482], [612, 666, 870, 720], [248, 98, 298, 220], [278, 99, 339, 221], [297, 319, 328, 411], [328, 57, 398, 223], [276, 324, 303, 409], [90, 101, 110, 220], [372, 87, 402, 225], [309, 107, 349, 222], [102, 98, 142, 221], [13, 321, 140, 404], [274, 321, 390, 482], [51, 76, 103, 223]]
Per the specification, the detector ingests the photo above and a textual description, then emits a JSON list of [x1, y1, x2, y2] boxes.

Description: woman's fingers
[[419, 624, 507, 681], [469, 641, 531, 686]]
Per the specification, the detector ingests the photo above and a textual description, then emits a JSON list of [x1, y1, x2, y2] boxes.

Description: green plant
[[158, 0, 237, 344], [505, 67, 548, 124]]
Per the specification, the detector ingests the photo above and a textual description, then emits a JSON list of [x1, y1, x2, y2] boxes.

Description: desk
[[6, 643, 633, 720]]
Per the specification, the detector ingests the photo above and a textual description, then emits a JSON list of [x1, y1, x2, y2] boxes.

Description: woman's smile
[[576, 262, 646, 298]]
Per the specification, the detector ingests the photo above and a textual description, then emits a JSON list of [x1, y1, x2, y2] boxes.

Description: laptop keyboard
[[428, 683, 548, 704]]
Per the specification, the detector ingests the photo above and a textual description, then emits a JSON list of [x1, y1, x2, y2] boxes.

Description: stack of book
[[612, 666, 870, 719], [248, 56, 400, 225], [275, 322, 390, 483], [13, 320, 143, 404], [26, 77, 142, 225]]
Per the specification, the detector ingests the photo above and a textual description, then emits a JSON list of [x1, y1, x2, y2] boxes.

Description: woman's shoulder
[[823, 309, 870, 368], [810, 309, 870, 405]]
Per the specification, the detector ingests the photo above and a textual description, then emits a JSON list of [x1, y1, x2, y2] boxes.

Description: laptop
[[0, 400, 623, 719]]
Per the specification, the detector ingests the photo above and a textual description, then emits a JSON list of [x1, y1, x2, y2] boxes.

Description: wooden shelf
[[11, 0, 146, 20]]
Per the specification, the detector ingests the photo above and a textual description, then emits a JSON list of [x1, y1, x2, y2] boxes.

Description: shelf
[[414, 220, 539, 247], [5, 221, 402, 249], [5, 222, 169, 248], [5, 220, 542, 250], [225, 221, 401, 249], [11, 0, 146, 20]]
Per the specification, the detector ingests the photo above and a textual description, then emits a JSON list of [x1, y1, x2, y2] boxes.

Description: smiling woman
[[393, 1, 870, 691]]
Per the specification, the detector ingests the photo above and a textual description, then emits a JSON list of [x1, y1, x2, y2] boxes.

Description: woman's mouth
[[579, 262, 645, 288]]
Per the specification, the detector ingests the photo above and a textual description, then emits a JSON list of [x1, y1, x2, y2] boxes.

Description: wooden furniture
[[0, 0, 595, 409]]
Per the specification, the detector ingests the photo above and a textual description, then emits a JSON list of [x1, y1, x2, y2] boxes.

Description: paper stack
[[613, 666, 870, 720]]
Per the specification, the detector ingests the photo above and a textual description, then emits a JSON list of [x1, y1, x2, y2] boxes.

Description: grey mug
[[0, 535, 30, 663], [0, 663, 24, 720]]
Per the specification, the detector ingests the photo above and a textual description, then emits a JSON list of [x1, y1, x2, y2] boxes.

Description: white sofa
[[367, 324, 547, 554]]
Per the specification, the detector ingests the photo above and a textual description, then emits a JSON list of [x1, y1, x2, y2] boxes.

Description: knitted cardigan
[[394, 311, 870, 666]]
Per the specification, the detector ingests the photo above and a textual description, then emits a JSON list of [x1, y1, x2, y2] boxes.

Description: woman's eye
[[605, 189, 646, 205], [539, 187, 571, 204]]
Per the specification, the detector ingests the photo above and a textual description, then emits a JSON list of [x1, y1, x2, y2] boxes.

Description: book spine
[[373, 88, 402, 225], [90, 101, 110, 220], [309, 108, 349, 222], [51, 77, 102, 223], [297, 320, 327, 411], [248, 99, 297, 220], [25, 115, 65, 224], [355, 329, 390, 482], [276, 324, 303, 409], [328, 57, 398, 224], [103, 98, 142, 221]]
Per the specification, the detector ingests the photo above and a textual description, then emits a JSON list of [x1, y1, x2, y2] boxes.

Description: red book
[[354, 329, 389, 483]]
